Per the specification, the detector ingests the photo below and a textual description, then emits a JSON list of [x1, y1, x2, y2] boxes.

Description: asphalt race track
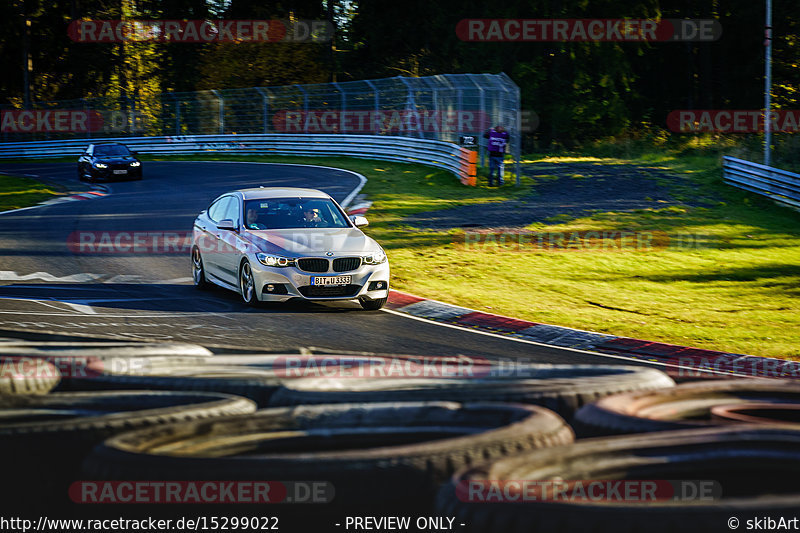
[[0, 161, 649, 365]]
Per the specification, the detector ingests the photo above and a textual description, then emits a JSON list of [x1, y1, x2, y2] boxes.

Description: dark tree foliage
[[0, 0, 797, 145]]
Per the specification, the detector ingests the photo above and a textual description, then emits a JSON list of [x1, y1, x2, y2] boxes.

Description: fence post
[[256, 87, 269, 134], [83, 98, 91, 139], [168, 94, 180, 136], [398, 76, 422, 139], [456, 86, 464, 144], [210, 90, 224, 134], [365, 80, 378, 135], [124, 95, 133, 136], [293, 85, 308, 133], [432, 86, 439, 140], [514, 82, 521, 186], [333, 81, 345, 134], [467, 74, 487, 169]]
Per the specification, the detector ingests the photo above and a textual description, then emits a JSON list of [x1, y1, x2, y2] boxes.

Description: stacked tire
[[435, 379, 800, 533], [82, 402, 574, 517], [0, 342, 255, 512]]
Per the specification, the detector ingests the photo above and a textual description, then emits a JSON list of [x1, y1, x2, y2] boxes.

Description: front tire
[[239, 261, 259, 306], [360, 297, 387, 311], [191, 247, 209, 290]]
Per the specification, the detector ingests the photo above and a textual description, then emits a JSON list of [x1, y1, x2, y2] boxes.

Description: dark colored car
[[77, 142, 142, 182]]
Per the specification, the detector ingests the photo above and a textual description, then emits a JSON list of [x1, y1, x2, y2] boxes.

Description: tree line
[[0, 0, 797, 146]]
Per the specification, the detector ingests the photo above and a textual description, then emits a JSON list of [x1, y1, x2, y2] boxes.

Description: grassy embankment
[[0, 174, 60, 211]]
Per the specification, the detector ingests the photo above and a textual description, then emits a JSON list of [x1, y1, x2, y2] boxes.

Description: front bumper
[[90, 166, 142, 180], [249, 257, 390, 303]]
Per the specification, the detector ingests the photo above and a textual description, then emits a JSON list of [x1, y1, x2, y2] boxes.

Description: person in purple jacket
[[483, 124, 509, 186]]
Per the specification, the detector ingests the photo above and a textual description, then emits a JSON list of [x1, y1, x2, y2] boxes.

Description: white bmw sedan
[[191, 187, 389, 310]]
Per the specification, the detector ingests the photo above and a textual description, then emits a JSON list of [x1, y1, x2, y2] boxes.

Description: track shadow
[[0, 282, 361, 314]]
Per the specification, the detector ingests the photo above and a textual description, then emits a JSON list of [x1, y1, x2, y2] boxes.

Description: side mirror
[[351, 215, 369, 228], [216, 219, 237, 231]]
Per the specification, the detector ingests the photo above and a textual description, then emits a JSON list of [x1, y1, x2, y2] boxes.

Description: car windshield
[[93, 145, 131, 156], [243, 197, 351, 230]]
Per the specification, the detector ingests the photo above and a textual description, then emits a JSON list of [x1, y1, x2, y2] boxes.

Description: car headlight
[[94, 163, 108, 169], [362, 249, 387, 265], [130, 161, 141, 167], [256, 253, 296, 268]]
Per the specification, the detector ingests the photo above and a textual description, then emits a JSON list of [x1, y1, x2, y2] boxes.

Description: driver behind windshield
[[301, 207, 324, 227], [245, 207, 266, 230]]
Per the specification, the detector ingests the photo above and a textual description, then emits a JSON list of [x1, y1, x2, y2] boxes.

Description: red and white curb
[[346, 194, 372, 215], [0, 181, 109, 216], [39, 189, 109, 206], [386, 290, 799, 380]]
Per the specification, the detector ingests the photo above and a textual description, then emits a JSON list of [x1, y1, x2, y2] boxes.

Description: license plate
[[113, 169, 127, 175], [311, 276, 351, 286]]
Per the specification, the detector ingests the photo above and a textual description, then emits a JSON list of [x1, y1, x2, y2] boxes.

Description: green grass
[[0, 174, 61, 211], [360, 150, 800, 360]]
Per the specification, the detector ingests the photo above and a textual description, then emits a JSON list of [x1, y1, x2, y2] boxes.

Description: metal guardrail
[[0, 133, 478, 185], [723, 156, 800, 209]]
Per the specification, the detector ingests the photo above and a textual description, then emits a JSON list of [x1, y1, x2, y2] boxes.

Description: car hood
[[242, 228, 379, 255]]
